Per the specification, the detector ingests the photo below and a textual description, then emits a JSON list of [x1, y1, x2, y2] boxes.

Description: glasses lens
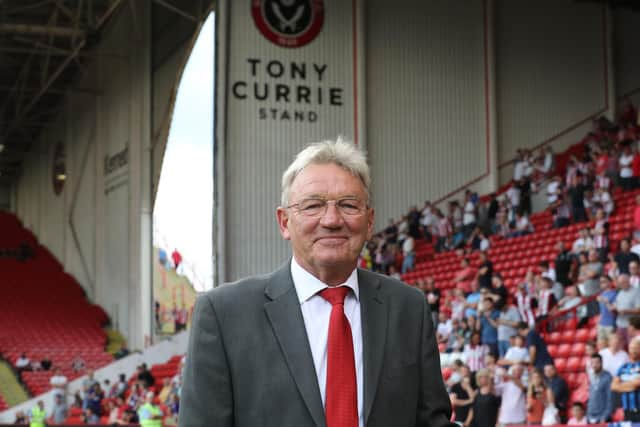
[[294, 198, 365, 216]]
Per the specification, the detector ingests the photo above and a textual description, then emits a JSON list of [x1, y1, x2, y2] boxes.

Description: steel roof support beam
[[0, 23, 86, 39], [152, 0, 198, 22]]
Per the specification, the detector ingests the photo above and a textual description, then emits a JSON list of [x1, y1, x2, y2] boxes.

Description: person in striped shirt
[[612, 337, 640, 421]]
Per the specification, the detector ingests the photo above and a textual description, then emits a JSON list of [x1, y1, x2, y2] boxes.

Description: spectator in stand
[[489, 273, 508, 310], [497, 296, 521, 357], [420, 201, 435, 242], [408, 205, 422, 239], [515, 280, 536, 327], [84, 407, 99, 424], [464, 331, 489, 372], [518, 322, 554, 370], [49, 367, 68, 397], [470, 369, 500, 427], [137, 363, 155, 389], [476, 251, 493, 290], [552, 195, 572, 229], [527, 368, 555, 425], [578, 250, 603, 297], [598, 275, 618, 340], [401, 234, 415, 274], [572, 228, 594, 255], [568, 170, 588, 222], [555, 241, 573, 286], [71, 356, 86, 374], [450, 366, 476, 427], [600, 333, 630, 379], [594, 187, 615, 217], [487, 193, 499, 224], [450, 289, 467, 321], [617, 239, 640, 275], [506, 181, 521, 219], [479, 298, 500, 357], [384, 218, 398, 244], [498, 335, 530, 367], [435, 209, 452, 253], [587, 353, 613, 423], [544, 364, 569, 423], [49, 393, 68, 425], [614, 274, 640, 347], [611, 337, 640, 422], [539, 260, 556, 283], [453, 258, 476, 294], [463, 191, 477, 238], [422, 277, 440, 325], [13, 411, 27, 424], [112, 373, 128, 398], [467, 227, 489, 252], [495, 363, 527, 426], [547, 175, 563, 207], [557, 285, 587, 322], [464, 281, 482, 319], [536, 277, 557, 320], [630, 261, 640, 288], [437, 311, 453, 345], [619, 141, 635, 191], [508, 211, 533, 238], [15, 353, 30, 373], [567, 402, 587, 425]]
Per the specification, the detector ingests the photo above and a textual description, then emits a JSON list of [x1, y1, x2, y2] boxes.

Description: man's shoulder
[[357, 268, 424, 300], [199, 270, 278, 303]]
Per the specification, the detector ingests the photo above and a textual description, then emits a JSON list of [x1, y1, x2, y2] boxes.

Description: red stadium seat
[[555, 358, 567, 372], [556, 343, 572, 358], [547, 344, 558, 358], [571, 342, 586, 357], [566, 357, 585, 372], [574, 329, 589, 343]]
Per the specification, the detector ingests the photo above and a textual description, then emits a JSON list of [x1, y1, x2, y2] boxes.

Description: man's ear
[[276, 207, 291, 240], [366, 207, 375, 240]]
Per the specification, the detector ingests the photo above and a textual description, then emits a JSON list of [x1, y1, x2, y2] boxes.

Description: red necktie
[[319, 287, 358, 427]]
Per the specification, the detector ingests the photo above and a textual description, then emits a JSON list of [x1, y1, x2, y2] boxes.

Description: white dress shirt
[[291, 257, 364, 427]]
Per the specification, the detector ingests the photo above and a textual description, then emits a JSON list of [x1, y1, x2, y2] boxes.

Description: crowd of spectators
[[14, 359, 184, 426], [367, 101, 640, 424]]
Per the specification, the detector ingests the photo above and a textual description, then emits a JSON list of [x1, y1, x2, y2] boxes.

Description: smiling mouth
[[315, 236, 349, 243]]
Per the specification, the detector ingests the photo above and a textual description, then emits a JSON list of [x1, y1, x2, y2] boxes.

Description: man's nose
[[319, 201, 344, 227]]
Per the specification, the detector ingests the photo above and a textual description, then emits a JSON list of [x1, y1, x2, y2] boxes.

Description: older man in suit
[[179, 139, 453, 427]]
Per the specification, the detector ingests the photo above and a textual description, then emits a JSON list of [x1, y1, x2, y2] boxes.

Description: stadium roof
[[0, 0, 211, 185]]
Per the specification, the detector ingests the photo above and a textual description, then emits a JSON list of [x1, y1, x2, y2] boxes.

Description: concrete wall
[[614, 9, 640, 104], [13, 3, 153, 349], [366, 0, 488, 223], [495, 0, 607, 183]]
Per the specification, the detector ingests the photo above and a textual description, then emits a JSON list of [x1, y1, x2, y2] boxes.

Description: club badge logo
[[252, 0, 324, 48]]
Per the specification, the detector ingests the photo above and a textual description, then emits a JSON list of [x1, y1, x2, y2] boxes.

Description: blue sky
[[153, 13, 214, 291]]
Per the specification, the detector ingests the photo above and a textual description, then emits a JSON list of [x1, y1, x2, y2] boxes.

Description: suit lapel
[[358, 270, 387, 425], [264, 263, 326, 427]]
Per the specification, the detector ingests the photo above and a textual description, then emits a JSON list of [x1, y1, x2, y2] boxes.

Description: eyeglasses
[[287, 197, 368, 217]]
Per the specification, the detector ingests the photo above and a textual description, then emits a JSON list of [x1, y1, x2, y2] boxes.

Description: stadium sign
[[251, 0, 324, 48]]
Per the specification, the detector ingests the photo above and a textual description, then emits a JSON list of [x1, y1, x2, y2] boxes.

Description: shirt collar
[[290, 257, 359, 304]]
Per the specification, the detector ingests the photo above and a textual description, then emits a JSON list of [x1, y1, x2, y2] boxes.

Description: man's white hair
[[280, 138, 370, 206]]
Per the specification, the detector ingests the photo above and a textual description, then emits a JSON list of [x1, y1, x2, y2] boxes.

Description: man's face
[[544, 364, 556, 378], [277, 163, 374, 279], [631, 262, 639, 276], [591, 357, 602, 373]]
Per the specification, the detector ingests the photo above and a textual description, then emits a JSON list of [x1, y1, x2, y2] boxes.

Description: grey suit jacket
[[178, 262, 453, 427]]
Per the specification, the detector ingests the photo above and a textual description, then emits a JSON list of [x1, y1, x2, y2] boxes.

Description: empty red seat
[[547, 344, 558, 358], [555, 358, 567, 372], [574, 329, 589, 342], [547, 332, 562, 344], [571, 342, 586, 357], [556, 343, 572, 358], [566, 357, 585, 372]]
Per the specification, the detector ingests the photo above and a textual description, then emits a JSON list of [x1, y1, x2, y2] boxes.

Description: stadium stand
[[0, 211, 113, 400]]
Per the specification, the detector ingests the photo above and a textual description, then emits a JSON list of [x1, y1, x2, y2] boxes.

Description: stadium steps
[[0, 361, 29, 408]]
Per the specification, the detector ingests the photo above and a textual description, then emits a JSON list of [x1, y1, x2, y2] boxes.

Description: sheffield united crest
[[252, 0, 324, 48]]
